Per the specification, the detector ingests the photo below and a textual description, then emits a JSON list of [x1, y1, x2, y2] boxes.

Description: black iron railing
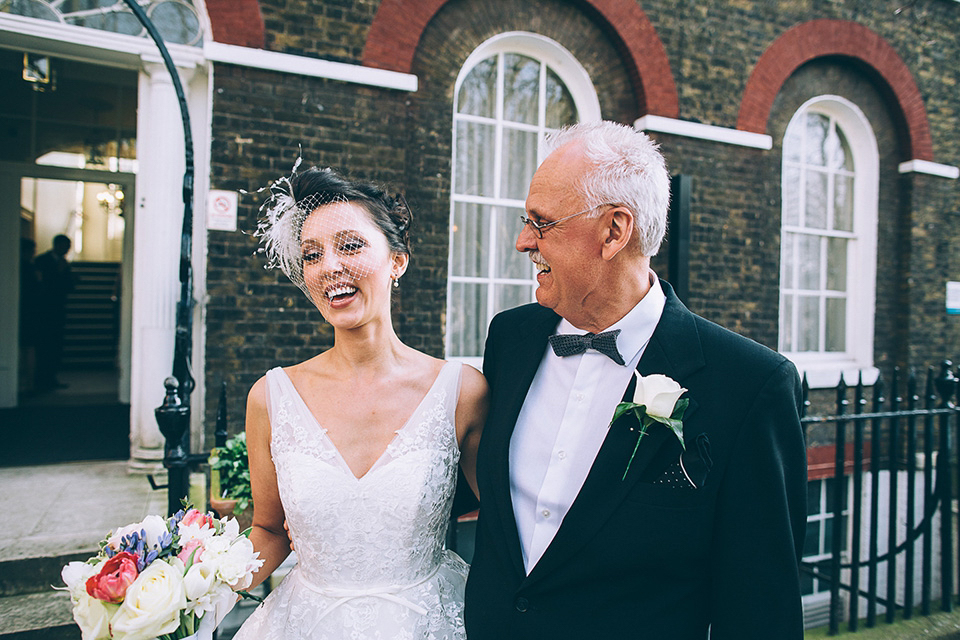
[[801, 361, 959, 634]]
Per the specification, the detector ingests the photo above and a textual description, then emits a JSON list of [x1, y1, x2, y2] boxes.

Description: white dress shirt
[[509, 276, 666, 573]]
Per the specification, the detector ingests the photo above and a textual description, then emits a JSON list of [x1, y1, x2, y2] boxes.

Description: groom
[[464, 121, 807, 639]]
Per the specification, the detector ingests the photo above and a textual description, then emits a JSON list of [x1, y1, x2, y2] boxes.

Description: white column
[[128, 60, 194, 470]]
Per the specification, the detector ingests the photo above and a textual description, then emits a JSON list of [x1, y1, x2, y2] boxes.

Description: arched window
[[446, 32, 600, 364], [779, 96, 879, 387]]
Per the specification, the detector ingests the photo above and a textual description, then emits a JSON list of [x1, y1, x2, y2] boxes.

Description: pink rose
[[178, 538, 203, 565], [86, 551, 139, 603], [181, 509, 215, 529]]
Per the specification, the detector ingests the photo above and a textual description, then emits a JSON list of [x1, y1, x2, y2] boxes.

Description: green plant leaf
[[611, 402, 637, 425], [671, 397, 690, 421]]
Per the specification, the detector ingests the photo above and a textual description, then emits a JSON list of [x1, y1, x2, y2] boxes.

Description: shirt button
[[515, 597, 529, 612], [558, 451, 567, 460], [541, 509, 550, 518], [575, 393, 584, 402]]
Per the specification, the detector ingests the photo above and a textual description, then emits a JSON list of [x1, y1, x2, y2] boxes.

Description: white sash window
[[779, 96, 879, 388], [446, 32, 600, 365]]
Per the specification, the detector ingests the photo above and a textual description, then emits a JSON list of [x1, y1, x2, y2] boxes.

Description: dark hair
[[290, 167, 412, 255]]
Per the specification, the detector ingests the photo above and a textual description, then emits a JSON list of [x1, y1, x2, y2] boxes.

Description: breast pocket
[[615, 483, 716, 562]]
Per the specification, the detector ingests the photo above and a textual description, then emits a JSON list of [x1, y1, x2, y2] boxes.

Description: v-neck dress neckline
[[274, 361, 456, 481]]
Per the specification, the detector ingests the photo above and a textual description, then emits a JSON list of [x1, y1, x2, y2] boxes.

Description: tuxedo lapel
[[523, 282, 705, 585], [485, 306, 560, 578]]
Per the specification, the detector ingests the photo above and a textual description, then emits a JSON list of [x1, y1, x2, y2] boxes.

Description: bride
[[231, 165, 487, 639]]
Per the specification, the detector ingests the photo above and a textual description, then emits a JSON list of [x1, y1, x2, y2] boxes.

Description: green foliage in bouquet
[[209, 433, 252, 515]]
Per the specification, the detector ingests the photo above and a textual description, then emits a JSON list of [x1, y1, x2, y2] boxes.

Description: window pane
[[502, 54, 539, 125], [825, 125, 847, 170], [455, 120, 495, 197], [500, 127, 537, 200], [804, 169, 827, 229], [834, 125, 854, 171], [805, 113, 828, 166], [826, 237, 847, 292], [798, 234, 820, 290], [804, 521, 822, 557], [807, 480, 822, 516], [782, 164, 800, 227], [496, 207, 530, 279], [782, 232, 795, 289], [825, 477, 847, 513], [450, 202, 488, 277], [780, 294, 794, 352], [783, 121, 802, 163], [545, 67, 577, 128], [834, 174, 854, 232], [823, 516, 849, 552], [826, 297, 846, 352], [458, 57, 496, 118], [494, 283, 532, 316], [798, 295, 820, 352], [447, 282, 487, 357]]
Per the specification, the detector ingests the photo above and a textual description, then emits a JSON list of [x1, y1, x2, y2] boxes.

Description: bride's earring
[[392, 276, 400, 288]]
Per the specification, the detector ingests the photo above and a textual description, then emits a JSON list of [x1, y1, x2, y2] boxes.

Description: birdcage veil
[[252, 160, 412, 309]]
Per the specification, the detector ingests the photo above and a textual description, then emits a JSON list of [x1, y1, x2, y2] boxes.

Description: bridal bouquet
[[59, 506, 263, 640]]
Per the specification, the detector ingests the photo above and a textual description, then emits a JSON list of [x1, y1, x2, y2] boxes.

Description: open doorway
[[0, 50, 137, 464], [19, 171, 134, 404]]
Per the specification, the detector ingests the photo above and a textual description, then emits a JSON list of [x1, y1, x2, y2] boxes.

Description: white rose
[[108, 514, 169, 552], [633, 373, 687, 420], [61, 561, 99, 600], [71, 592, 117, 640], [110, 560, 186, 640]]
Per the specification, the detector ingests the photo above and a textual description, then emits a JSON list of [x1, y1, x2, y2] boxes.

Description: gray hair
[[542, 121, 670, 257]]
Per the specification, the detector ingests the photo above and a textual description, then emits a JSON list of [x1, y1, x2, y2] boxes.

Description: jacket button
[[515, 597, 529, 612]]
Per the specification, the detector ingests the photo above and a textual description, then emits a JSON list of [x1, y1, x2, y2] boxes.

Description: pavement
[[0, 460, 167, 564]]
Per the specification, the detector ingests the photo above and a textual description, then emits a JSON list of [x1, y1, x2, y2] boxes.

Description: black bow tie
[[548, 329, 625, 365]]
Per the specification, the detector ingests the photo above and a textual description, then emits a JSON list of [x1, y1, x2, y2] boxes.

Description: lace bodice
[[232, 361, 468, 640]]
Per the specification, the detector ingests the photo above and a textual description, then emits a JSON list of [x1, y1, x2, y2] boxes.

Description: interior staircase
[[62, 261, 121, 371]]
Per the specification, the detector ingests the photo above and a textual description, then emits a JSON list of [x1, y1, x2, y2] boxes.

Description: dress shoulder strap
[[437, 361, 463, 427]]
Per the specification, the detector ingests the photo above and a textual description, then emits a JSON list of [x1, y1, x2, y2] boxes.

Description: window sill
[[785, 356, 879, 389]]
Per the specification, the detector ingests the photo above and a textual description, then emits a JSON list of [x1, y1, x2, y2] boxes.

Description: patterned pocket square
[[652, 433, 712, 489]]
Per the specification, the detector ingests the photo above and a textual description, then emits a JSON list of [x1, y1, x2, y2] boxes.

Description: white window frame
[[446, 32, 600, 368], [780, 95, 879, 389]]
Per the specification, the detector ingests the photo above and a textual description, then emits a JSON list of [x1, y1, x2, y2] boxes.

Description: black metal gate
[[800, 361, 959, 634]]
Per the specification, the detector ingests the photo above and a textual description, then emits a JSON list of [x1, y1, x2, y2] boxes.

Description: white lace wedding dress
[[232, 361, 468, 640]]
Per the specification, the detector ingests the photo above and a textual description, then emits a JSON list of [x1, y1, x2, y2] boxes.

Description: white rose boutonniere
[[611, 372, 689, 480]]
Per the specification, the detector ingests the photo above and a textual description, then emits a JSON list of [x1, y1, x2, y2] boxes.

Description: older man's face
[[517, 143, 606, 327]]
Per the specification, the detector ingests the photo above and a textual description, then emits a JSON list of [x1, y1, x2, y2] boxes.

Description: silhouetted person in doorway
[[34, 234, 75, 391]]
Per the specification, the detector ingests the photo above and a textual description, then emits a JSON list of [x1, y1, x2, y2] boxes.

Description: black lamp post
[[121, 0, 198, 516]]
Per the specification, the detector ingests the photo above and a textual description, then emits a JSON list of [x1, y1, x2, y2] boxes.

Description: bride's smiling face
[[300, 200, 403, 327]]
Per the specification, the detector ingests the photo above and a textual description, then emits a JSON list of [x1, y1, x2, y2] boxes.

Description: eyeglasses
[[519, 203, 614, 239]]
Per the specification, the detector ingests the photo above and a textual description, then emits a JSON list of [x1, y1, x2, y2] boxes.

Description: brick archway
[[205, 0, 265, 48], [738, 20, 932, 161], [362, 0, 678, 117]]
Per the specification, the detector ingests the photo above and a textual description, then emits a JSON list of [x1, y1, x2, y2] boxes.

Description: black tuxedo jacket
[[464, 281, 807, 639]]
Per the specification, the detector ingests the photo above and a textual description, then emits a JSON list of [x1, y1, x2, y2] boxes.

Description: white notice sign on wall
[[207, 190, 238, 232], [947, 281, 960, 315]]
